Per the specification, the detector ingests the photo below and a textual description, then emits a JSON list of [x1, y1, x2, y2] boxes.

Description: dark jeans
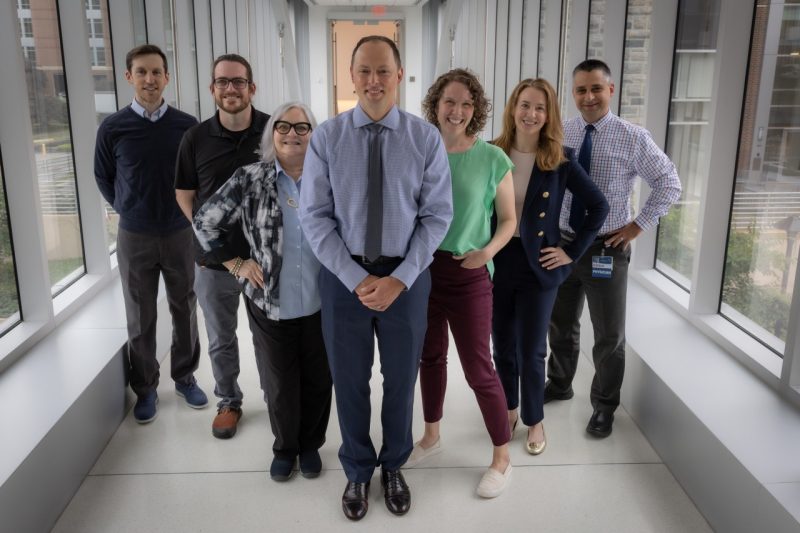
[[420, 251, 510, 446], [116, 226, 200, 397], [547, 240, 630, 413], [320, 263, 430, 483], [245, 301, 332, 459], [492, 238, 559, 426]]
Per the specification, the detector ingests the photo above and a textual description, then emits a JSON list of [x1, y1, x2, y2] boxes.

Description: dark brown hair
[[422, 68, 490, 138], [125, 44, 168, 73], [212, 54, 253, 82], [492, 78, 565, 171]]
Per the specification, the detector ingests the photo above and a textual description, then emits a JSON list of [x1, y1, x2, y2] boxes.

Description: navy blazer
[[517, 147, 609, 289]]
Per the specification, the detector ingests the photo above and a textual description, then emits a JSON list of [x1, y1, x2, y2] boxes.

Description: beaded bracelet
[[230, 257, 243, 277]]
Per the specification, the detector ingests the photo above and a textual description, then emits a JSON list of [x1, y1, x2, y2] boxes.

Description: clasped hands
[[355, 275, 405, 312]]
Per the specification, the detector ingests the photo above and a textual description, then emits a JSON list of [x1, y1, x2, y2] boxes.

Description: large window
[[19, 0, 86, 293], [620, 0, 653, 126], [721, 0, 800, 354], [85, 0, 118, 251], [655, 0, 721, 287], [0, 152, 21, 334]]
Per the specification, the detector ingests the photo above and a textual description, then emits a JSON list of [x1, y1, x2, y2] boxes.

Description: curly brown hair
[[492, 78, 565, 171], [422, 68, 491, 137]]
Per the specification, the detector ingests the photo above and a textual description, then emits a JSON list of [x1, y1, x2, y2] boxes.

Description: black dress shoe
[[342, 481, 369, 521], [586, 409, 614, 438], [543, 380, 575, 404], [381, 469, 411, 516]]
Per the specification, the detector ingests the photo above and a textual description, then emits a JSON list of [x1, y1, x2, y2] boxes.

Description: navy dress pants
[[492, 238, 559, 426], [319, 263, 430, 483]]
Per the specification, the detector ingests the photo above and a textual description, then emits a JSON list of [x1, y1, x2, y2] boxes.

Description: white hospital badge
[[592, 255, 613, 279]]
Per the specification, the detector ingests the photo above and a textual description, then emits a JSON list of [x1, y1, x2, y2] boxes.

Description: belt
[[351, 255, 402, 266], [561, 231, 613, 242]]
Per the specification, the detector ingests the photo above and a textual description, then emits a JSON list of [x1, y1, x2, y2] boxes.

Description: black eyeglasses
[[213, 77, 250, 90], [274, 121, 312, 135]]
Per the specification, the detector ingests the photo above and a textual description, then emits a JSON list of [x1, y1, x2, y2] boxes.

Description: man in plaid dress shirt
[[545, 59, 682, 438]]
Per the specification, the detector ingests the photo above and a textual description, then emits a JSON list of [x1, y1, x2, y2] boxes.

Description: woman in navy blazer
[[491, 79, 608, 454]]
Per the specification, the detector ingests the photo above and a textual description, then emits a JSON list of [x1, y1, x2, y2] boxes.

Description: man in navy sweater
[[94, 44, 208, 424]]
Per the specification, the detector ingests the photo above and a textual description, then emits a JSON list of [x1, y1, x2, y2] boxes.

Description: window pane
[[620, 0, 653, 125], [721, 0, 800, 354], [19, 0, 86, 293], [587, 0, 606, 61], [655, 0, 721, 288], [85, 0, 118, 252], [132, 0, 147, 46], [161, 0, 178, 108], [557, 0, 577, 117], [0, 153, 21, 334]]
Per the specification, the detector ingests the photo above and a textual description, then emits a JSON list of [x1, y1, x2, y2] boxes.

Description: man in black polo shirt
[[175, 54, 270, 439]]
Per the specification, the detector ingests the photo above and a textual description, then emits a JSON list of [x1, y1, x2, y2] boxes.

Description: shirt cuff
[[340, 261, 370, 293], [389, 261, 416, 291], [633, 214, 655, 232]]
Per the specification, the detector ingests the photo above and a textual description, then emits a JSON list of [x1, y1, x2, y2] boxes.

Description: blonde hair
[[492, 78, 565, 171]]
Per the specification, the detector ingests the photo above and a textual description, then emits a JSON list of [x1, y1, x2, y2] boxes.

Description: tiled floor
[[53, 307, 712, 532]]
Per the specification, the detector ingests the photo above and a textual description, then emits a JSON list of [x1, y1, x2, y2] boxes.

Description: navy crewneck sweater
[[94, 105, 198, 234]]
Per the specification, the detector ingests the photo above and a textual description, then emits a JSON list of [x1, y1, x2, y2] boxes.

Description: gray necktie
[[364, 124, 384, 262]]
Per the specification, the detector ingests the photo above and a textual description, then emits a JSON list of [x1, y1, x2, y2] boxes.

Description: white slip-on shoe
[[476, 463, 512, 498], [403, 437, 442, 468]]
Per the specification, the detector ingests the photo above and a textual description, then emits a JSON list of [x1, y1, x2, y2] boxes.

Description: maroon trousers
[[419, 251, 511, 446]]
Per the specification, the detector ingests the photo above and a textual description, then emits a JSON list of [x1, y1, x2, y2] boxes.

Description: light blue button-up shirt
[[130, 98, 168, 122], [299, 104, 453, 292], [275, 159, 321, 319]]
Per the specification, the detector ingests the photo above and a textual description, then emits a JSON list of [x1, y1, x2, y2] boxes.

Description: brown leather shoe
[[342, 481, 369, 521], [212, 407, 242, 439]]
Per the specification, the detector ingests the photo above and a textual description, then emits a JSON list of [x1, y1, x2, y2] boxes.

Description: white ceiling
[[304, 1, 428, 6]]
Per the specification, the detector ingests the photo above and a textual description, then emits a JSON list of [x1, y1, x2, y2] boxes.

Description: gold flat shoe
[[526, 426, 546, 455]]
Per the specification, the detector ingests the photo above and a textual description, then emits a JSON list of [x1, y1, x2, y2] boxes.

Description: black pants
[[547, 240, 630, 413], [245, 300, 332, 459]]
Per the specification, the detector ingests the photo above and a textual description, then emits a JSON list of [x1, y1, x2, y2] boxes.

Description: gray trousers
[[547, 240, 630, 413], [195, 265, 244, 408], [117, 226, 200, 397]]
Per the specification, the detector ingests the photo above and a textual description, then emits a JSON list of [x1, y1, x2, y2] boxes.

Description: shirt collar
[[131, 98, 168, 122], [353, 104, 400, 131], [274, 158, 301, 188], [209, 106, 266, 137], [578, 110, 614, 132]]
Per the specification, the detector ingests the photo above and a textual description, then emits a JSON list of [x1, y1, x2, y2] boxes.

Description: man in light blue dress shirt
[[300, 36, 452, 521]]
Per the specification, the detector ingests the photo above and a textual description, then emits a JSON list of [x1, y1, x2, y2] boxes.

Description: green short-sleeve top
[[438, 137, 514, 277]]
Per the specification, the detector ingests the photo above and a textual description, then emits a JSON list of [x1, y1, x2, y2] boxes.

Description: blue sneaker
[[175, 380, 208, 409], [133, 391, 158, 424]]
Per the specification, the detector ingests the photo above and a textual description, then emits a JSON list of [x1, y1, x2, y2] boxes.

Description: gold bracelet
[[230, 257, 243, 277]]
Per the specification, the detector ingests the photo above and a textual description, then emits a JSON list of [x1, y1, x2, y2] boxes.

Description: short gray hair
[[260, 102, 318, 163]]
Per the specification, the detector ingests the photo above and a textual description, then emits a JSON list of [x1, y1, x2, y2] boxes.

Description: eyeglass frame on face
[[273, 120, 312, 135], [213, 77, 251, 90]]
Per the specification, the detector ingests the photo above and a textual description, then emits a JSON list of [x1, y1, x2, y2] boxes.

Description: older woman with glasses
[[194, 102, 332, 482]]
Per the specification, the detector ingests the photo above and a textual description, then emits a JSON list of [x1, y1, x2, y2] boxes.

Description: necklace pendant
[[287, 197, 299, 208]]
